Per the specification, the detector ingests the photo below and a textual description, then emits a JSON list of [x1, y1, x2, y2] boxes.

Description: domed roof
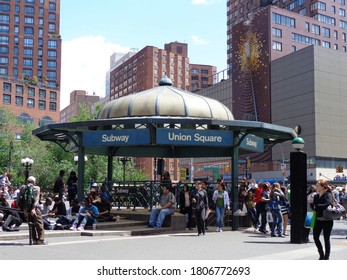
[[98, 77, 234, 121]]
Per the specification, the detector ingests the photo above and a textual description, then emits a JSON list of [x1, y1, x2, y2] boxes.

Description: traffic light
[[336, 165, 344, 173]]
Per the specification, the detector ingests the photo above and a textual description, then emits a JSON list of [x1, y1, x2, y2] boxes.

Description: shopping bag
[[304, 211, 316, 228], [266, 210, 273, 223]]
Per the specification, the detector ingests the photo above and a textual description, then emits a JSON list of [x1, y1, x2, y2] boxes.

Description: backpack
[[18, 185, 36, 212]]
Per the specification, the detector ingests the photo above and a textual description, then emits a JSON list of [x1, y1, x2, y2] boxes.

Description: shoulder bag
[[323, 203, 346, 220]]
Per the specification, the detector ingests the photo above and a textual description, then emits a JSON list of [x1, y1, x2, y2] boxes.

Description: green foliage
[[0, 106, 147, 192]]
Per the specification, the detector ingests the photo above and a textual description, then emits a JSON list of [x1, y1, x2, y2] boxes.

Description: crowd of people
[[0, 169, 117, 242], [1, 166, 346, 256]]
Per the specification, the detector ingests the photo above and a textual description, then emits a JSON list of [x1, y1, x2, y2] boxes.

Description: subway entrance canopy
[[32, 77, 296, 229]]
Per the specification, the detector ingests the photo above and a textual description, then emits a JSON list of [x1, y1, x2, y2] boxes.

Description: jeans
[[72, 214, 94, 227], [247, 207, 258, 228], [149, 208, 174, 228], [270, 208, 283, 236], [313, 219, 333, 259], [215, 206, 225, 229]]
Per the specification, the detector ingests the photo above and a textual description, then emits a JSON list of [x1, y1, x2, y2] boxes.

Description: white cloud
[[61, 36, 129, 109], [191, 35, 209, 45]]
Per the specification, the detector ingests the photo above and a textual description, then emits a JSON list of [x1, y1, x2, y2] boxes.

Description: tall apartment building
[[0, 0, 61, 127], [185, 0, 347, 178], [230, 2, 347, 121]]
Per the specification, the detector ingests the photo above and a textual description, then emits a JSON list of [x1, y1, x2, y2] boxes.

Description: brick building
[[108, 42, 217, 180], [0, 0, 61, 128]]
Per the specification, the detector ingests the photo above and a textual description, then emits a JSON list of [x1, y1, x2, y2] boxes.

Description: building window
[[47, 60, 57, 69], [0, 35, 9, 44], [340, 20, 347, 29], [343, 46, 347, 52], [0, 25, 9, 34], [201, 69, 209, 75], [322, 27, 330, 38], [39, 116, 54, 127], [312, 24, 320, 35], [28, 87, 35, 96], [23, 48, 33, 57], [334, 30, 338, 40], [49, 91, 57, 100], [4, 82, 11, 92], [15, 96, 23, 106], [272, 13, 295, 28], [340, 8, 346, 17], [0, 57, 8, 65], [27, 98, 35, 108], [343, 32, 347, 42], [47, 40, 57, 49], [334, 44, 338, 50], [38, 100, 46, 109], [0, 67, 7, 75], [272, 27, 282, 37], [17, 113, 33, 124], [192, 69, 199, 74], [292, 45, 297, 52], [322, 41, 331, 48], [16, 85, 23, 94], [272, 41, 282, 51], [23, 58, 33, 67], [0, 46, 8, 54], [49, 102, 56, 111], [39, 89, 46, 99], [2, 94, 10, 104], [24, 38, 34, 47]]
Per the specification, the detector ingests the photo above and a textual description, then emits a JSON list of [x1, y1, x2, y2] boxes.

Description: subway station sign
[[156, 128, 233, 146], [83, 129, 151, 146], [240, 134, 264, 153], [82, 128, 263, 153]]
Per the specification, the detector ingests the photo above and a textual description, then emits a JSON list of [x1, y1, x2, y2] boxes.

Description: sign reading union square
[[83, 128, 264, 153]]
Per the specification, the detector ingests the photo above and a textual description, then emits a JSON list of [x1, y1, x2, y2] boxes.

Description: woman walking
[[212, 182, 230, 232], [191, 181, 209, 236], [311, 179, 334, 260]]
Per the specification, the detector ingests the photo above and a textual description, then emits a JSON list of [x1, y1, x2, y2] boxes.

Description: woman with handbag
[[191, 181, 209, 236], [311, 179, 333, 260]]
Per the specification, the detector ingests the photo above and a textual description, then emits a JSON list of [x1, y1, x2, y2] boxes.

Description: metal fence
[[89, 180, 233, 211]]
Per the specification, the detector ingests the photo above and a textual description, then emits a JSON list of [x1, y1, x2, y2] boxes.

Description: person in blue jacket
[[69, 196, 99, 231]]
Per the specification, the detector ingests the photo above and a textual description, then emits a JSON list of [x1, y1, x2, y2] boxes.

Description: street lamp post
[[119, 157, 131, 181], [73, 155, 88, 202], [8, 140, 13, 173], [21, 157, 34, 182]]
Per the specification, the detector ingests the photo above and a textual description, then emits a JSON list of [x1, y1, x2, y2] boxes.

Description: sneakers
[[77, 225, 84, 231], [69, 225, 77, 231], [215, 227, 223, 232]]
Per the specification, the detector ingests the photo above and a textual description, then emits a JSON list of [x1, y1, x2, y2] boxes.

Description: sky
[[60, 0, 227, 109]]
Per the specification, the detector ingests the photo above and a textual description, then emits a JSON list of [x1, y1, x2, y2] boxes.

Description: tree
[[0, 102, 147, 193]]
